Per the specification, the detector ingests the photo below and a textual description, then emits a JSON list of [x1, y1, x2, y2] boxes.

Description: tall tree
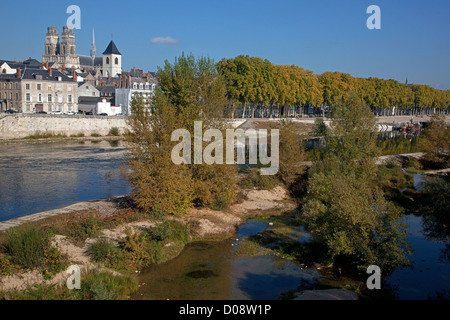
[[301, 92, 411, 272]]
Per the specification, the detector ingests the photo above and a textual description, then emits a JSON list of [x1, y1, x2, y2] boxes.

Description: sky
[[1, 0, 449, 90]]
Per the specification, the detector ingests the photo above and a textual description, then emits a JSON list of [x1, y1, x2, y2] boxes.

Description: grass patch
[[2, 226, 51, 269], [86, 219, 190, 272], [90, 133, 102, 137], [24, 132, 68, 140], [0, 225, 68, 279], [108, 127, 120, 136], [0, 270, 138, 300], [70, 133, 85, 138]]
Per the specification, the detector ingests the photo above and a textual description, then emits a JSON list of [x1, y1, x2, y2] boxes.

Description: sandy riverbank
[[0, 185, 295, 292]]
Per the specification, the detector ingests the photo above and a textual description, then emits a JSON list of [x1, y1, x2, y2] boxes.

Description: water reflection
[[133, 220, 319, 300], [386, 214, 450, 300], [0, 140, 131, 222]]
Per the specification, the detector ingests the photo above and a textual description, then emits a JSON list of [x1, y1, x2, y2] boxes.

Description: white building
[[115, 78, 156, 115], [97, 99, 121, 116]]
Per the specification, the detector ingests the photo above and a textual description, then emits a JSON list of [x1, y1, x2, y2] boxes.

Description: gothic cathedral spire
[[90, 28, 96, 65]]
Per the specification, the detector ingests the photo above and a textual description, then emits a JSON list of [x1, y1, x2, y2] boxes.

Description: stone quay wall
[[0, 114, 129, 139]]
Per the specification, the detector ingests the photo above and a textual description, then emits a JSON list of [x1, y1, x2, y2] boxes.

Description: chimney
[[49, 68, 53, 76], [16, 67, 21, 78], [45, 62, 49, 70], [72, 68, 77, 82]]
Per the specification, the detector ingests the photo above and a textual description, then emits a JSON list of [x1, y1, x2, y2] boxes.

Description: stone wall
[[0, 114, 128, 139]]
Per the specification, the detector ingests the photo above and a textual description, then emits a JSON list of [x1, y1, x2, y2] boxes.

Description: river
[[0, 141, 448, 299], [0, 140, 131, 222]]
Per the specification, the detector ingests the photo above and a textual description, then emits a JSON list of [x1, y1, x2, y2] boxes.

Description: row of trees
[[217, 55, 450, 117]]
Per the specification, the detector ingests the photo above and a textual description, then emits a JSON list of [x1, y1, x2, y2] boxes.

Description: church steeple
[[90, 28, 96, 65]]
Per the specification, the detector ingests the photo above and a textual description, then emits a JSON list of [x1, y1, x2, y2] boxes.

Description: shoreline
[[0, 185, 297, 293], [0, 135, 126, 145]]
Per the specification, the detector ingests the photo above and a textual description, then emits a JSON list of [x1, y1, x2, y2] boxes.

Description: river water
[[0, 141, 448, 299], [0, 140, 131, 222]]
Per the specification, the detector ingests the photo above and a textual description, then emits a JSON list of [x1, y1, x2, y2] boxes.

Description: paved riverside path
[[0, 195, 128, 232]]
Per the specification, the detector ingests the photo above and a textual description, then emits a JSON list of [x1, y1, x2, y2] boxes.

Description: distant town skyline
[[1, 0, 449, 90]]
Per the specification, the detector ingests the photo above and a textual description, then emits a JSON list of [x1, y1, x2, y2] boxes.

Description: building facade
[[0, 66, 78, 113]]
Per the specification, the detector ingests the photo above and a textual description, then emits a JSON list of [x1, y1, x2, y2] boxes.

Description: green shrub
[[70, 133, 85, 138], [0, 255, 17, 276], [108, 127, 120, 136], [240, 168, 279, 190], [87, 238, 115, 263], [0, 270, 138, 300], [147, 220, 189, 244], [67, 214, 103, 243], [41, 247, 69, 280], [2, 227, 50, 269], [90, 133, 101, 137], [120, 228, 161, 266]]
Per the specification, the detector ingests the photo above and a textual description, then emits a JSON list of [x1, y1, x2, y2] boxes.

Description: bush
[[240, 168, 279, 190], [0, 255, 17, 276], [2, 227, 50, 269], [87, 238, 116, 263], [67, 214, 104, 243], [91, 133, 101, 137], [109, 127, 120, 136], [119, 228, 162, 267], [147, 219, 189, 244], [0, 270, 138, 300], [41, 247, 69, 280]]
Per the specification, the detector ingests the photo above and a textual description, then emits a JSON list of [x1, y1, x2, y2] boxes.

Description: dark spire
[[103, 40, 121, 55]]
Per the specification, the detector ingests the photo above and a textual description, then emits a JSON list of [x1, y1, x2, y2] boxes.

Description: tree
[[126, 53, 238, 216], [418, 114, 450, 169], [277, 119, 306, 186], [300, 92, 411, 272]]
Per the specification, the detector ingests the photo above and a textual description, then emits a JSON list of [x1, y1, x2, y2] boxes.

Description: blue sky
[[1, 0, 449, 89]]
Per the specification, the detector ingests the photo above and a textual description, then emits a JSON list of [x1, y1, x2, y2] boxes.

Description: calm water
[[133, 215, 450, 300], [0, 140, 132, 222], [132, 220, 320, 300], [0, 141, 447, 299]]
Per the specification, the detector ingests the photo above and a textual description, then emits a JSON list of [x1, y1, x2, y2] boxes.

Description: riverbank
[[0, 134, 126, 145], [0, 185, 296, 295]]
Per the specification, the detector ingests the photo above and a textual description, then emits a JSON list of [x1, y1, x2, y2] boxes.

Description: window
[[15, 83, 18, 90], [106, 57, 110, 65], [92, 92, 96, 96], [47, 94, 52, 102], [68, 95, 72, 103], [15, 93, 18, 100], [26, 105, 30, 112], [38, 94, 42, 102], [48, 86, 52, 91], [58, 95, 63, 103], [26, 93, 31, 101], [37, 84, 41, 91], [26, 84, 30, 90], [115, 57, 119, 65]]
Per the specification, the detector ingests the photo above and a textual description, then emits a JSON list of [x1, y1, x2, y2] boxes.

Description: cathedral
[[42, 26, 122, 77]]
